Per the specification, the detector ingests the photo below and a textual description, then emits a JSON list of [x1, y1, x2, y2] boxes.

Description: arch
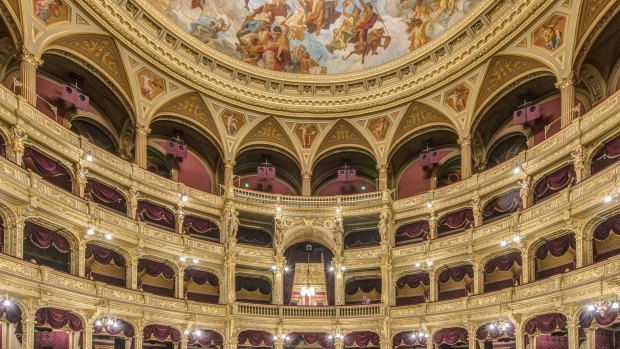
[[432, 151, 461, 189], [314, 120, 374, 161], [390, 102, 457, 152], [529, 231, 576, 281], [281, 226, 336, 255], [485, 132, 529, 169], [237, 117, 298, 161], [311, 147, 378, 196], [33, 306, 87, 331], [70, 115, 119, 152], [23, 219, 79, 273], [85, 241, 130, 287], [587, 131, 620, 177], [235, 144, 302, 195]]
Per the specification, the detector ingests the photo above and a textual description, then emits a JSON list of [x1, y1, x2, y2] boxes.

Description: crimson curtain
[[93, 319, 135, 337], [482, 190, 522, 223], [182, 216, 220, 242], [143, 324, 180, 342], [345, 278, 381, 304], [476, 324, 515, 340], [395, 221, 429, 246], [0, 301, 22, 323], [344, 331, 380, 347], [24, 222, 71, 253], [438, 209, 474, 237], [533, 165, 575, 203], [392, 331, 427, 347], [579, 307, 620, 328], [23, 147, 72, 192], [433, 327, 468, 346], [535, 234, 575, 280], [284, 333, 332, 349], [138, 259, 175, 297], [136, 201, 175, 230], [395, 273, 429, 306], [595, 329, 614, 349], [484, 251, 522, 292], [438, 265, 473, 301], [188, 330, 223, 347], [525, 313, 567, 335], [591, 134, 620, 175], [236, 226, 272, 247], [86, 244, 126, 287], [593, 213, 620, 262], [235, 276, 272, 295], [344, 229, 381, 248], [85, 179, 126, 214], [35, 307, 83, 331], [184, 269, 219, 304], [237, 330, 274, 347]]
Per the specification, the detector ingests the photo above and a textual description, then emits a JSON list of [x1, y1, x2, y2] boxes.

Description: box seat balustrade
[[1, 150, 620, 268], [1, 85, 619, 218], [1, 251, 619, 323]]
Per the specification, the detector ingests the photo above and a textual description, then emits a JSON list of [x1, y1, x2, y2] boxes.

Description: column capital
[[302, 171, 312, 179], [225, 160, 236, 168], [135, 125, 151, 135], [554, 72, 579, 90], [376, 164, 389, 173], [16, 48, 43, 68], [458, 135, 472, 146]]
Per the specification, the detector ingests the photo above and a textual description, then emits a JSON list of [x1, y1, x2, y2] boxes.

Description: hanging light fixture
[[414, 258, 433, 269], [300, 248, 315, 298], [1, 295, 11, 307], [410, 330, 429, 340], [586, 300, 619, 313], [95, 301, 118, 328], [489, 304, 512, 332]]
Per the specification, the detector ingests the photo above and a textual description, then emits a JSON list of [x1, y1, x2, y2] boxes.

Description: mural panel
[[295, 123, 319, 148], [149, 0, 482, 74], [221, 109, 246, 136], [136, 68, 165, 100], [34, 0, 69, 25], [533, 14, 566, 52], [368, 116, 390, 140]]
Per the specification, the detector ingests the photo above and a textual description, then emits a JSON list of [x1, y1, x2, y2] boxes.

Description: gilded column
[[224, 160, 236, 187], [21, 318, 35, 349], [472, 264, 482, 295], [513, 322, 524, 349], [180, 335, 188, 349], [301, 171, 312, 196], [377, 164, 388, 191], [274, 338, 284, 349], [2, 323, 8, 349], [584, 327, 595, 349], [133, 336, 143, 349], [127, 256, 139, 289], [555, 73, 578, 128], [334, 338, 344, 349], [575, 231, 585, 269], [459, 136, 472, 179], [567, 321, 578, 349], [176, 264, 186, 298], [380, 256, 392, 305], [224, 251, 238, 303], [175, 205, 185, 235], [16, 48, 42, 106], [83, 327, 93, 349], [379, 335, 390, 349], [520, 246, 529, 284], [78, 241, 87, 277], [428, 268, 437, 302], [428, 212, 437, 240], [333, 258, 345, 305], [134, 126, 150, 169], [273, 256, 285, 304]]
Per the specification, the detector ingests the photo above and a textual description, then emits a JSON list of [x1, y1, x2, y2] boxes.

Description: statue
[[274, 216, 284, 247]]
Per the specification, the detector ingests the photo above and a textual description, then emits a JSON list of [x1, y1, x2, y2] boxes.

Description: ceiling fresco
[[149, 0, 482, 74]]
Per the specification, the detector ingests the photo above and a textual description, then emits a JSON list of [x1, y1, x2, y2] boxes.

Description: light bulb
[[587, 304, 596, 311], [411, 334, 417, 338], [605, 195, 613, 203], [185, 330, 190, 335], [276, 207, 282, 212], [341, 266, 346, 271], [105, 233, 112, 240], [613, 302, 619, 309], [426, 260, 433, 266], [87, 228, 95, 236], [513, 165, 522, 175], [489, 324, 495, 329], [328, 335, 333, 339], [500, 240, 507, 247], [112, 322, 118, 327], [106, 318, 114, 325], [180, 194, 189, 203], [513, 236, 521, 242], [426, 202, 433, 209], [192, 259, 198, 264], [271, 265, 277, 270], [95, 320, 102, 326], [284, 266, 290, 272], [424, 333, 429, 338], [85, 153, 93, 162], [179, 256, 187, 262], [329, 266, 334, 272], [196, 330, 202, 336], [336, 208, 341, 214], [415, 262, 421, 267]]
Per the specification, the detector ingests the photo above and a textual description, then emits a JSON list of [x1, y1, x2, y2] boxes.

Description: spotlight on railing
[[513, 163, 523, 175], [426, 202, 433, 209], [180, 194, 189, 203]]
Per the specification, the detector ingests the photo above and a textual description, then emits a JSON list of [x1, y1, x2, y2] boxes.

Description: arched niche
[[23, 221, 75, 273], [235, 274, 272, 304], [137, 258, 177, 298], [311, 148, 377, 196], [283, 242, 334, 306], [235, 146, 301, 195], [486, 133, 528, 169], [85, 242, 128, 288], [183, 268, 220, 304], [389, 128, 459, 199]]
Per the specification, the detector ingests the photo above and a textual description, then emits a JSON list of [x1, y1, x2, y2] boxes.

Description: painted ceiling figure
[[302, 0, 341, 36]]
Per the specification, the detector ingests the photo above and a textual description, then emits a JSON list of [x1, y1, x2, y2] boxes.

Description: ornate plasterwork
[[237, 117, 296, 156], [474, 55, 547, 111], [153, 93, 218, 138], [53, 35, 132, 98], [316, 120, 372, 156], [67, 0, 558, 116], [392, 103, 453, 145]]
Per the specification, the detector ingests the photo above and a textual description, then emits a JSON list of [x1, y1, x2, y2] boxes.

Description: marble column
[[224, 160, 236, 187], [134, 126, 150, 169], [459, 136, 472, 180], [377, 164, 388, 191], [301, 171, 312, 196], [555, 73, 578, 128], [17, 49, 42, 106]]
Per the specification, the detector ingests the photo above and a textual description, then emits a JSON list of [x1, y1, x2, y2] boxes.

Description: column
[[468, 337, 476, 349], [520, 247, 529, 284], [575, 232, 585, 269], [77, 241, 87, 277], [273, 256, 285, 304], [176, 265, 186, 299], [180, 336, 188, 349], [380, 256, 393, 305], [83, 328, 93, 349], [224, 160, 236, 187], [127, 257, 139, 289], [459, 136, 472, 180], [333, 258, 345, 305], [21, 318, 34, 349], [17, 48, 42, 105], [473, 265, 482, 295], [585, 327, 595, 349], [334, 339, 344, 349], [514, 323, 524, 349], [426, 340, 433, 349], [583, 234, 593, 266], [133, 336, 143, 349], [301, 172, 312, 196], [567, 322, 579, 349], [380, 335, 390, 349], [2, 322, 8, 349], [428, 212, 437, 240], [428, 269, 437, 302], [175, 206, 185, 235], [274, 338, 284, 349], [134, 126, 149, 169], [571, 145, 585, 183], [223, 253, 237, 303], [5, 217, 25, 258], [530, 335, 537, 349], [377, 165, 388, 191], [555, 73, 578, 128]]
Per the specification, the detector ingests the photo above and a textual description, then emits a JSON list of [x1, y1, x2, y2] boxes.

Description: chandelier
[[587, 300, 619, 313], [499, 235, 521, 247], [1, 295, 11, 307], [488, 320, 511, 331], [86, 227, 112, 240], [414, 259, 433, 269], [327, 333, 343, 340], [410, 330, 429, 340], [604, 176, 620, 202], [184, 328, 202, 337], [95, 300, 118, 328], [300, 248, 315, 297]]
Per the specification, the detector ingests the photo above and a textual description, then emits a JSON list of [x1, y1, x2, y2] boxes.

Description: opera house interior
[[2, 0, 620, 348]]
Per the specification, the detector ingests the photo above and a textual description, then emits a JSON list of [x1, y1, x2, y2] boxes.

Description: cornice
[[69, 0, 559, 116]]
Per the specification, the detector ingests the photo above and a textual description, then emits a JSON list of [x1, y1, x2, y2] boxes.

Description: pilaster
[[21, 318, 35, 349], [555, 73, 578, 128], [459, 136, 472, 179], [273, 256, 285, 304], [83, 327, 93, 349], [134, 126, 150, 169], [78, 240, 87, 278], [377, 164, 388, 191], [16, 48, 42, 106], [302, 171, 312, 196], [224, 160, 236, 187], [333, 257, 345, 305]]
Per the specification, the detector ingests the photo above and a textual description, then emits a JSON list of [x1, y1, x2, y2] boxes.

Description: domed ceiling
[[149, 0, 482, 74]]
